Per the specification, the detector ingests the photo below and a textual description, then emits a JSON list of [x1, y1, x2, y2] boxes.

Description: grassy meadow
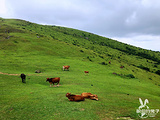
[[0, 18, 160, 120]]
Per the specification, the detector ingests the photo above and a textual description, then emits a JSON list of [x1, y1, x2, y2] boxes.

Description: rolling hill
[[0, 18, 160, 119]]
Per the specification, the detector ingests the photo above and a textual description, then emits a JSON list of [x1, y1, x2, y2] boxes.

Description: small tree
[[155, 70, 160, 75]]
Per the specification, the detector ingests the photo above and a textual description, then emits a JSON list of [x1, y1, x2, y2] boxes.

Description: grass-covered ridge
[[1, 17, 160, 75], [0, 18, 160, 119]]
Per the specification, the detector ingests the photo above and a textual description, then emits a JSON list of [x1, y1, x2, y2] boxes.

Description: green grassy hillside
[[0, 18, 160, 119]]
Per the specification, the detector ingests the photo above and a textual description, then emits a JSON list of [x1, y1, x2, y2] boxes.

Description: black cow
[[20, 73, 26, 83]]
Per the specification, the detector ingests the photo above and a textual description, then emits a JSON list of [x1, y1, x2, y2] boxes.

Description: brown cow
[[90, 94, 98, 101], [84, 71, 89, 74], [66, 93, 85, 102], [63, 65, 70, 71], [81, 92, 98, 101], [120, 65, 124, 69], [46, 77, 60, 87]]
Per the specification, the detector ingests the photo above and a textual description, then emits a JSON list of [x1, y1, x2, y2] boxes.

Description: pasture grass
[[1, 57, 160, 119]]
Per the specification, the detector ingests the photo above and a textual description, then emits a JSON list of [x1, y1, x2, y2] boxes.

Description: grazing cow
[[63, 65, 70, 71], [84, 71, 89, 74], [66, 93, 85, 102], [81, 92, 98, 101], [20, 73, 26, 83], [120, 65, 125, 69], [46, 77, 60, 87]]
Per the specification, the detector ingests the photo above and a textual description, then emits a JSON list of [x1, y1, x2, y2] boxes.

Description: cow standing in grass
[[84, 71, 89, 73], [84, 71, 89, 75], [120, 65, 125, 69], [20, 73, 26, 83], [46, 77, 60, 87], [63, 65, 70, 71]]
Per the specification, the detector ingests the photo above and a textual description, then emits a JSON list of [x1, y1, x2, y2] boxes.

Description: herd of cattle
[[20, 65, 98, 102], [20, 63, 125, 101]]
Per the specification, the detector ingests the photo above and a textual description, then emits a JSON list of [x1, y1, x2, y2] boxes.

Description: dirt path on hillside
[[0, 72, 44, 76], [0, 72, 20, 76]]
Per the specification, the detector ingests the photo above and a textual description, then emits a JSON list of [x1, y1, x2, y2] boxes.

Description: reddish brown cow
[[84, 71, 89, 74], [81, 92, 92, 98], [66, 93, 85, 102], [120, 65, 125, 69], [90, 94, 98, 101], [81, 92, 98, 101], [46, 77, 60, 87], [63, 65, 70, 71]]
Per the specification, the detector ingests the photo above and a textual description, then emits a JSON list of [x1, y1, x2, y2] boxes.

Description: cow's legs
[[22, 78, 26, 83], [52, 83, 56, 87], [22, 78, 24, 83], [69, 99, 74, 101]]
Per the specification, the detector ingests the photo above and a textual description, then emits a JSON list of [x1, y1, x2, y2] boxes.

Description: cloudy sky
[[0, 0, 160, 51]]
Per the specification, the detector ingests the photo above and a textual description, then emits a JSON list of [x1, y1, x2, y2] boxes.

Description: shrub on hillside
[[80, 50, 84, 52], [101, 62, 107, 65], [99, 55, 104, 59], [125, 74, 135, 78], [154, 65, 158, 68], [87, 56, 92, 62], [155, 70, 160, 75], [138, 65, 150, 72]]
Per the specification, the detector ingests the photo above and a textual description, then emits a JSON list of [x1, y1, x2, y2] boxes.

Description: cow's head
[[66, 93, 71, 97], [46, 78, 50, 82], [90, 94, 98, 101]]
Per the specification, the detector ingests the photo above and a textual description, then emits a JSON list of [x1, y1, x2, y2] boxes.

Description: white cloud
[[0, 0, 14, 18], [113, 35, 160, 51], [0, 0, 7, 15], [125, 12, 138, 26]]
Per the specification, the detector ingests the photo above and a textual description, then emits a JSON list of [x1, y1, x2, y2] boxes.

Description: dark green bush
[[138, 65, 150, 71], [155, 70, 160, 75], [101, 62, 107, 65], [125, 74, 135, 78], [80, 50, 84, 52], [87, 56, 92, 62]]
